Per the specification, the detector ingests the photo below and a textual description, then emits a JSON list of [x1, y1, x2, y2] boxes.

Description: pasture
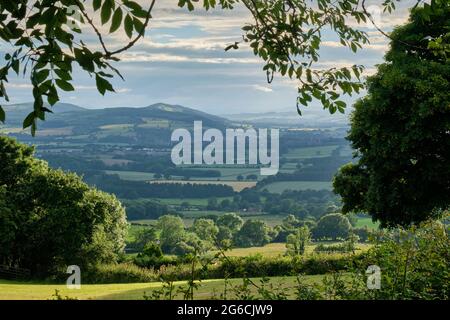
[[0, 275, 325, 300]]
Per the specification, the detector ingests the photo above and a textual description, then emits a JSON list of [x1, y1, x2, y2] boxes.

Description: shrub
[[82, 263, 158, 284]]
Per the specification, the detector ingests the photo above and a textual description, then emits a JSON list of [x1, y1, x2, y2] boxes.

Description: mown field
[[0, 275, 326, 300]]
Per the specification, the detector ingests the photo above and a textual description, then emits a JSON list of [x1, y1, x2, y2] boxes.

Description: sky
[[2, 0, 414, 117]]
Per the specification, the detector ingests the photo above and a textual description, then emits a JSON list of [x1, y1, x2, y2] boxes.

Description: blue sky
[[3, 0, 414, 117]]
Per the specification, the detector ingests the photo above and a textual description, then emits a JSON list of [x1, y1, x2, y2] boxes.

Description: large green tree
[[233, 219, 271, 247], [0, 136, 127, 275], [333, 1, 450, 228], [156, 214, 185, 253], [312, 213, 351, 240], [1, 0, 443, 134]]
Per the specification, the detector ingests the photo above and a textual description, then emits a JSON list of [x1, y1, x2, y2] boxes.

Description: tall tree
[[0, 136, 127, 275], [333, 1, 450, 227], [286, 225, 311, 256]]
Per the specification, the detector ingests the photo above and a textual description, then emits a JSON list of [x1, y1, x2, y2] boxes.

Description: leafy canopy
[[0, 0, 440, 134], [333, 0, 450, 228], [0, 136, 127, 275]]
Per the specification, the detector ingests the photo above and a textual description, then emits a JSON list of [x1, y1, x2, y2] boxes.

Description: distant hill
[[1, 102, 231, 147], [2, 102, 85, 125], [223, 109, 348, 128]]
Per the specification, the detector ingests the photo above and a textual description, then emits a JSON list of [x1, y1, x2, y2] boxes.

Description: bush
[[314, 243, 352, 254], [353, 227, 371, 243], [133, 255, 179, 269], [82, 263, 158, 284]]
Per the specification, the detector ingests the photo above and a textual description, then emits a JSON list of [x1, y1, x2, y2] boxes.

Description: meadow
[[0, 275, 325, 300], [224, 242, 372, 258]]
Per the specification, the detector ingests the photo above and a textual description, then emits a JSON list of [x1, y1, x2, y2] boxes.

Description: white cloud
[[253, 85, 273, 93], [118, 52, 259, 64]]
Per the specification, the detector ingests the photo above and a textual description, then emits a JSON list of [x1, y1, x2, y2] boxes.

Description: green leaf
[[35, 69, 49, 84], [11, 59, 19, 74], [93, 0, 102, 11], [335, 100, 346, 109], [124, 14, 133, 38], [0, 105, 5, 123], [101, 0, 113, 25], [55, 79, 75, 91], [133, 17, 144, 33], [23, 111, 35, 129], [95, 74, 114, 95], [110, 7, 123, 33], [54, 69, 72, 81]]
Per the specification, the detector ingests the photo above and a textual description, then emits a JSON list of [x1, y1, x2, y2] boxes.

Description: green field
[[225, 242, 371, 258], [284, 145, 338, 159], [354, 216, 379, 229], [0, 275, 325, 300], [181, 167, 262, 181], [262, 181, 333, 193], [126, 224, 151, 242], [104, 170, 155, 181], [241, 214, 285, 227]]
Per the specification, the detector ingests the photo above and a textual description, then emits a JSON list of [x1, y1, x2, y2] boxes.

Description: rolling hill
[[1, 102, 231, 147]]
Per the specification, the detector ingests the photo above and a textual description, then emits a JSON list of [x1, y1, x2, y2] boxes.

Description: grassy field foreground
[[0, 275, 325, 300]]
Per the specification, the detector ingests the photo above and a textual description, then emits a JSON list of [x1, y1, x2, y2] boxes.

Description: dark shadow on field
[[98, 281, 223, 300]]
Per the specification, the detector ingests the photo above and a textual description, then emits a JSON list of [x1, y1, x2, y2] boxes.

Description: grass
[[262, 181, 332, 193], [0, 275, 325, 300], [354, 216, 379, 230], [126, 224, 152, 243]]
